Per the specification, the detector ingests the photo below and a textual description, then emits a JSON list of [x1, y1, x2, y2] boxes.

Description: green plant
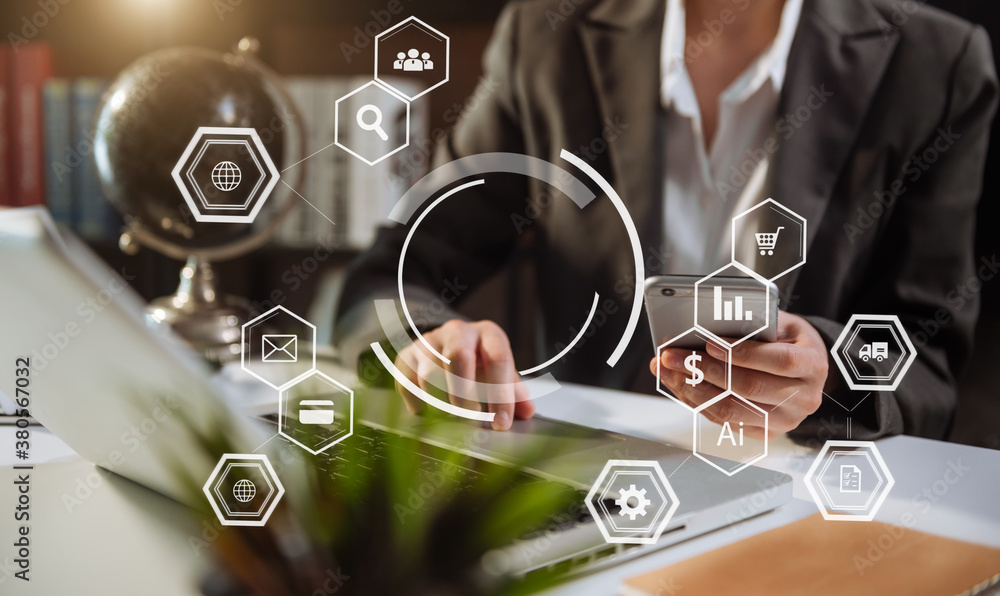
[[168, 388, 581, 596]]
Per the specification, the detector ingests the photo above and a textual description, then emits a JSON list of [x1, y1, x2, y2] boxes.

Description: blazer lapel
[[577, 0, 666, 250], [774, 0, 899, 292]]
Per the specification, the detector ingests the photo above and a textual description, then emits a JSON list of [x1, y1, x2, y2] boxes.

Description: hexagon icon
[[171, 127, 279, 223], [279, 370, 354, 455], [731, 198, 807, 282], [203, 454, 285, 527], [241, 306, 317, 390], [694, 264, 772, 346], [375, 16, 450, 101], [656, 327, 731, 411], [693, 391, 768, 476], [335, 81, 411, 166], [831, 314, 917, 391], [804, 440, 894, 521], [585, 460, 680, 545]]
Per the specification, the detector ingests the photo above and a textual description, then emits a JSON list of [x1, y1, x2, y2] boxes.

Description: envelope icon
[[298, 400, 334, 425], [262, 334, 298, 362]]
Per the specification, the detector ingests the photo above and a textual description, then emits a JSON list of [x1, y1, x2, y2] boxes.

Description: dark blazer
[[336, 0, 998, 440]]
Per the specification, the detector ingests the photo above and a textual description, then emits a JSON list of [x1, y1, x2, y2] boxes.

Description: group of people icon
[[393, 49, 433, 72]]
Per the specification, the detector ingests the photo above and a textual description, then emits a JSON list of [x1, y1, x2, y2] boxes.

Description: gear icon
[[615, 484, 651, 520]]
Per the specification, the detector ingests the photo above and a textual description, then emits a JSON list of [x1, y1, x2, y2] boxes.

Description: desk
[[2, 382, 999, 595]]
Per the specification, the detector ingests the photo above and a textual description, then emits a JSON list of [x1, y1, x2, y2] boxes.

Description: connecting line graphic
[[281, 141, 338, 173], [280, 178, 337, 227], [668, 454, 691, 478], [770, 389, 799, 411], [822, 390, 872, 413], [252, 432, 280, 453]]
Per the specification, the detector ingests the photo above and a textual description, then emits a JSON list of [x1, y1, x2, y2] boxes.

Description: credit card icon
[[298, 400, 334, 425]]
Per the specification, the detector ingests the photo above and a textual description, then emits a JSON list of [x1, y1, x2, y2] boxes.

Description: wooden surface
[[622, 513, 1000, 596]]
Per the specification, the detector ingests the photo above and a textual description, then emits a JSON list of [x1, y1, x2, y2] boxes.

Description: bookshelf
[[2, 0, 515, 333]]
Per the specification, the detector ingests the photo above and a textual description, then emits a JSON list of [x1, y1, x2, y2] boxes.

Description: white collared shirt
[[659, 0, 803, 274]]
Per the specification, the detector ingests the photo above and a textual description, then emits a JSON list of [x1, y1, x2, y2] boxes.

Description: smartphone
[[644, 274, 779, 348]]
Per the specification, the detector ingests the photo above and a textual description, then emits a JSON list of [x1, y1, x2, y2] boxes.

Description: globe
[[211, 161, 242, 191], [233, 479, 256, 503], [92, 40, 306, 363], [94, 44, 299, 249]]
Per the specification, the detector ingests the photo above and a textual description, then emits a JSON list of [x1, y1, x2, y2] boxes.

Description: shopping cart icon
[[755, 226, 784, 255]]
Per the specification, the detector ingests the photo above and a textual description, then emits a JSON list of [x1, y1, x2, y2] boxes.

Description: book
[[7, 43, 52, 207], [281, 77, 316, 247], [0, 46, 8, 206], [71, 78, 117, 239], [42, 78, 72, 225]]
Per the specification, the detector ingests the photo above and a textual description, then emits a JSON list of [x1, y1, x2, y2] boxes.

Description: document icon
[[840, 464, 861, 493], [298, 400, 334, 425], [262, 335, 297, 362]]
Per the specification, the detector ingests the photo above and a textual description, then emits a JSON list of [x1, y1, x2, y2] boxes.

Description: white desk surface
[[2, 381, 999, 595]]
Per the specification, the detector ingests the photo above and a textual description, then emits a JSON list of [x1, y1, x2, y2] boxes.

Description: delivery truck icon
[[858, 342, 888, 362]]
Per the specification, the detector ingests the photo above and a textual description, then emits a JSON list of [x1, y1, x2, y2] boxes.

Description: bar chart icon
[[713, 286, 753, 321]]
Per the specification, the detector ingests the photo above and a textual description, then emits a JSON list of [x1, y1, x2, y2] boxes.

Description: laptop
[[0, 207, 792, 577]]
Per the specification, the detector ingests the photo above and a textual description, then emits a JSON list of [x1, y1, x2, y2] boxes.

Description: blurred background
[[0, 0, 998, 447]]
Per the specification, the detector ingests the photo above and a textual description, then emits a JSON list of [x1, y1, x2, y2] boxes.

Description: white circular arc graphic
[[380, 151, 645, 421]]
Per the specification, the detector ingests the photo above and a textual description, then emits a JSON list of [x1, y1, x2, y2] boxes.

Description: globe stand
[[98, 39, 307, 366], [147, 255, 257, 365]]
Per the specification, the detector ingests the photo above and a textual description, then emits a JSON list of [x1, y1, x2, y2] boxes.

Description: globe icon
[[211, 160, 242, 191], [233, 478, 256, 503]]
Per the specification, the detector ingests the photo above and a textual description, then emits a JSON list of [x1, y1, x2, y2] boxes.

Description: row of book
[[0, 44, 119, 238], [0, 44, 48, 210], [1, 42, 430, 250]]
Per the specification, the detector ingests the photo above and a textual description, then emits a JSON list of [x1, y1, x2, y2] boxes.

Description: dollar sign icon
[[684, 351, 704, 386]]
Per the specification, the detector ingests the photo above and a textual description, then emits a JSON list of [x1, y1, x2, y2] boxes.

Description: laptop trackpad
[[413, 415, 630, 486]]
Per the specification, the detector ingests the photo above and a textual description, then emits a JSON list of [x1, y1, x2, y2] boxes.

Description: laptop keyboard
[[259, 415, 610, 573], [260, 415, 586, 505]]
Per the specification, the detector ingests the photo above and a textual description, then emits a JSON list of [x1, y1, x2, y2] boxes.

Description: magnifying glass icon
[[356, 104, 389, 141]]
